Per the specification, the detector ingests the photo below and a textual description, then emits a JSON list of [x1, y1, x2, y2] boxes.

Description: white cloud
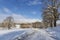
[[12, 14, 25, 19], [15, 18, 42, 23], [27, 0, 42, 6], [0, 13, 42, 23], [0, 14, 10, 23], [0, 7, 42, 23], [12, 14, 42, 23], [3, 7, 14, 14]]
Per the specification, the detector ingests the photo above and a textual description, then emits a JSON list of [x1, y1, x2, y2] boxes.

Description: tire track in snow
[[12, 30, 37, 40], [12, 29, 55, 40]]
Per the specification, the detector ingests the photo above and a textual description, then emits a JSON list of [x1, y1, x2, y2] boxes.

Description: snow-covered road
[[18, 29, 55, 40], [0, 27, 60, 40], [0, 30, 26, 40]]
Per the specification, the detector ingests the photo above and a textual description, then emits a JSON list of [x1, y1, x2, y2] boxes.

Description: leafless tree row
[[2, 16, 14, 29], [42, 0, 60, 27]]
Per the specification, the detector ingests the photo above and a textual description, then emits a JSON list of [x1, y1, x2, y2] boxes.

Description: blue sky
[[0, 0, 43, 23]]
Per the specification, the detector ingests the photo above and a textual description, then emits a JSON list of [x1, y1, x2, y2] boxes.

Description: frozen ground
[[46, 26, 60, 40], [0, 27, 60, 40]]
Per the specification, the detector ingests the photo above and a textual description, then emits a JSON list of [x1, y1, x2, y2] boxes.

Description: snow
[[0, 26, 60, 40], [46, 26, 60, 40]]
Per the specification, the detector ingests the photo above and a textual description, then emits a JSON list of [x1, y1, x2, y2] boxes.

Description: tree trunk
[[50, 20, 53, 27], [52, 0, 57, 27], [53, 9, 57, 27], [54, 19, 56, 27]]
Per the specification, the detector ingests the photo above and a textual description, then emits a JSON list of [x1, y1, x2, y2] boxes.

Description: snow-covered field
[[0, 27, 60, 40]]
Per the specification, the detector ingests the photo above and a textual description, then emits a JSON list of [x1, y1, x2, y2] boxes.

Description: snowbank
[[46, 26, 60, 40]]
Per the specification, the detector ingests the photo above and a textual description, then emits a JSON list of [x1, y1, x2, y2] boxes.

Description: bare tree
[[2, 16, 14, 29], [42, 0, 60, 27], [42, 7, 54, 27]]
